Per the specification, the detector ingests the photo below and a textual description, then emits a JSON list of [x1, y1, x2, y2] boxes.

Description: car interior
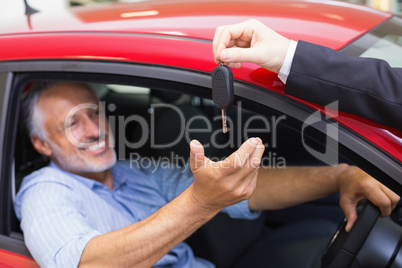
[[9, 74, 402, 267]]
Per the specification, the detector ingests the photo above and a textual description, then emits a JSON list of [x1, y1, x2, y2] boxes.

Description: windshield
[[341, 16, 402, 68]]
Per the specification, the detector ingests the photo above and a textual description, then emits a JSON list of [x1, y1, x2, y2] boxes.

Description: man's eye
[[65, 120, 77, 128], [90, 109, 99, 118]]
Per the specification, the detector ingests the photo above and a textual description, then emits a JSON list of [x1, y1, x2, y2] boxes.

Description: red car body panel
[[71, 0, 389, 50], [0, 249, 39, 267]]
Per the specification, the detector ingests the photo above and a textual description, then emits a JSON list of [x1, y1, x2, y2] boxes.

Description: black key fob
[[212, 65, 234, 110]]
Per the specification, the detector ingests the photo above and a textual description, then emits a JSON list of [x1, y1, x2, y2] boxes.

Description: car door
[[0, 56, 401, 267]]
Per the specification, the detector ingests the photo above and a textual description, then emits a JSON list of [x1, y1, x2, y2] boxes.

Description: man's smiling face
[[37, 82, 116, 175]]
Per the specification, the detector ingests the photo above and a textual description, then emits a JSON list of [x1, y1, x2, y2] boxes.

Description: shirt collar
[[49, 161, 127, 190], [111, 164, 128, 190]]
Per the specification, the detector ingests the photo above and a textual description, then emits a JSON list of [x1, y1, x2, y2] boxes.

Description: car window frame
[[0, 72, 12, 235], [0, 71, 33, 257]]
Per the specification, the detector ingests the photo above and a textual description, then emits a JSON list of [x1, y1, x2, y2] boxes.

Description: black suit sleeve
[[285, 40, 402, 130]]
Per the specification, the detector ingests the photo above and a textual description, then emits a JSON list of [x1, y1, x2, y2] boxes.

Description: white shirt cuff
[[278, 40, 298, 84]]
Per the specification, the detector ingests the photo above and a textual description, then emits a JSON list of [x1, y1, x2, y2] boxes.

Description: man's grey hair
[[22, 81, 59, 141]]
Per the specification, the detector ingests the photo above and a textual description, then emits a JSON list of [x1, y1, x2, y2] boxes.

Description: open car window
[[15, 80, 328, 183], [9, 63, 402, 208], [12, 77, 348, 266]]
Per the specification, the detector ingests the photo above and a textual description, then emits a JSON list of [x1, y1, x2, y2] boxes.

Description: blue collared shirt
[[14, 161, 259, 267]]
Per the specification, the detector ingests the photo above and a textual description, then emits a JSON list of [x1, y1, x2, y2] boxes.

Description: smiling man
[[14, 81, 399, 267], [30, 82, 117, 188]]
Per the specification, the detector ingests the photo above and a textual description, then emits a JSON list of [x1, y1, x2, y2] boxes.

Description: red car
[[0, 0, 401, 267]]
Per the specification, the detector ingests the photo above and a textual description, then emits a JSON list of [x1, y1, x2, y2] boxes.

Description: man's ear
[[30, 136, 52, 156]]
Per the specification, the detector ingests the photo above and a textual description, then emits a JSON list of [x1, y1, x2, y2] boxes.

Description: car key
[[212, 64, 234, 133]]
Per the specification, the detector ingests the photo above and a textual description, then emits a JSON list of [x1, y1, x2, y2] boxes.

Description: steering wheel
[[321, 200, 380, 268]]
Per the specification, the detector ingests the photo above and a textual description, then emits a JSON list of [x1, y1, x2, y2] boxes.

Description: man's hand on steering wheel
[[334, 164, 400, 232]]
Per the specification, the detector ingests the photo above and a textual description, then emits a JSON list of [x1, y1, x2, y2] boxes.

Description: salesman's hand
[[335, 164, 400, 232], [213, 19, 290, 73], [189, 138, 265, 212]]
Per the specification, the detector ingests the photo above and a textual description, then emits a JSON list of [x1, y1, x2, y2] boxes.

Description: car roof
[[0, 0, 392, 49], [0, 0, 400, 162]]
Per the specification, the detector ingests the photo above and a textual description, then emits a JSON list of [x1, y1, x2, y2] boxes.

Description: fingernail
[[250, 138, 258, 145], [233, 63, 241, 69], [221, 50, 230, 61], [190, 139, 203, 148]]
